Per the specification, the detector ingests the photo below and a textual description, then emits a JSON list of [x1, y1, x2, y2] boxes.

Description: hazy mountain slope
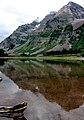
[[0, 12, 56, 51], [0, 20, 40, 50]]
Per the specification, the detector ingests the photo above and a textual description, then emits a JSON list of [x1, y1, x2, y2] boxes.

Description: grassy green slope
[[12, 23, 84, 56]]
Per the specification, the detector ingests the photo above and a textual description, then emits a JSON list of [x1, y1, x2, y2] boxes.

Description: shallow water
[[0, 59, 84, 120]]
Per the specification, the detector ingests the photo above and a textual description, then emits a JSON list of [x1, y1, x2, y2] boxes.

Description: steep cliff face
[[0, 2, 84, 55]]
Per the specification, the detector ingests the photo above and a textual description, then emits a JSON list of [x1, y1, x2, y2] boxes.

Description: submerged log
[[0, 102, 27, 118]]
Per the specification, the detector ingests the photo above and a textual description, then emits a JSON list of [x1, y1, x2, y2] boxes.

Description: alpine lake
[[0, 58, 84, 120]]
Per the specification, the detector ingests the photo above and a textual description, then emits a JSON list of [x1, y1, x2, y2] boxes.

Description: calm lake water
[[0, 59, 84, 120]]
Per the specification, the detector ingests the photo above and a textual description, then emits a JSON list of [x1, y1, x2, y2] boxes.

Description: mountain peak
[[67, 1, 84, 7], [56, 1, 84, 21], [67, 1, 77, 5]]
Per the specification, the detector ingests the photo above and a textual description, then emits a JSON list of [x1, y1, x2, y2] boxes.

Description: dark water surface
[[0, 59, 84, 120]]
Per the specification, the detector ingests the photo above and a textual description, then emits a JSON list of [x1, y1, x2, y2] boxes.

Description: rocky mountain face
[[0, 1, 84, 56], [45, 2, 84, 29], [57, 2, 84, 19]]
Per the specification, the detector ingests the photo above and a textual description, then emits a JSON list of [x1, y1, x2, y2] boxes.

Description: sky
[[0, 0, 84, 42]]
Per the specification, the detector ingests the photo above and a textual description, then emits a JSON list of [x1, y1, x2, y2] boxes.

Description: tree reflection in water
[[0, 58, 7, 66]]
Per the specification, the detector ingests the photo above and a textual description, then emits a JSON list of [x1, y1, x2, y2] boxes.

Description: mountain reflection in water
[[0, 59, 84, 111]]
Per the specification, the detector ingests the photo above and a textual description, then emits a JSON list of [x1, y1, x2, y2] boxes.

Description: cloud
[[0, 0, 84, 42], [0, 0, 30, 41]]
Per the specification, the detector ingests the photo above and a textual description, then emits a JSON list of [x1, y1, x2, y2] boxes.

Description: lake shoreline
[[1, 56, 84, 64]]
